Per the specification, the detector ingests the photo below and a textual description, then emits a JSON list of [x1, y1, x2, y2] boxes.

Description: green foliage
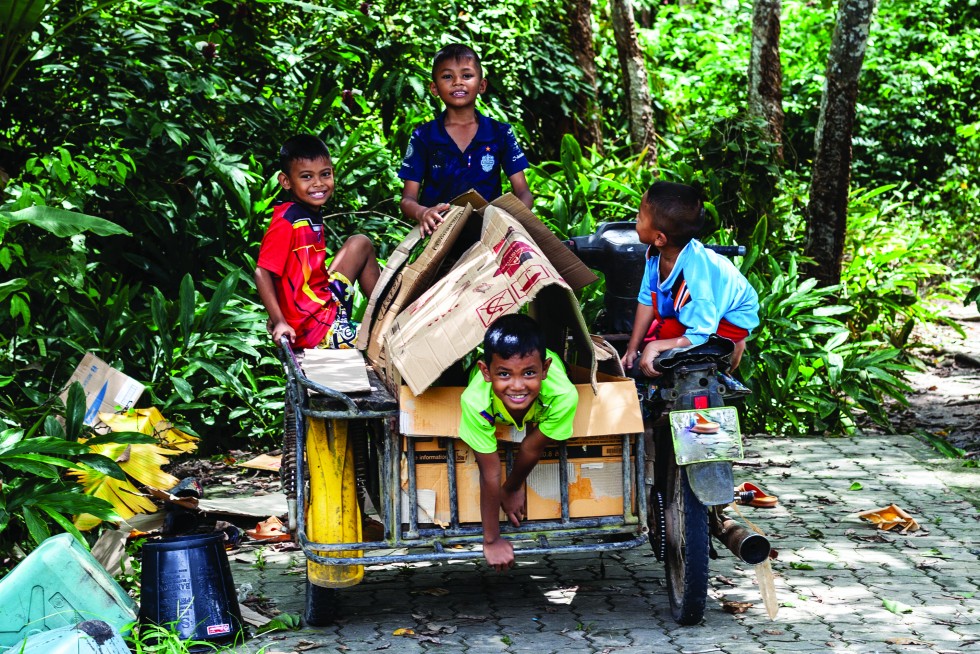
[[839, 185, 961, 346], [743, 252, 915, 435], [0, 383, 124, 552]]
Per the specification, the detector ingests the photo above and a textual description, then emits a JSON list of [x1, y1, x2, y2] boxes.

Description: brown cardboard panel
[[449, 191, 599, 292], [398, 367, 642, 439], [525, 436, 636, 520], [356, 226, 422, 351], [364, 204, 474, 367], [483, 196, 598, 291], [388, 210, 580, 395], [401, 437, 507, 525]]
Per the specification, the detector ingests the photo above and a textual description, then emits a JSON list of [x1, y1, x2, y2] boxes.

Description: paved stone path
[[229, 434, 979, 654]]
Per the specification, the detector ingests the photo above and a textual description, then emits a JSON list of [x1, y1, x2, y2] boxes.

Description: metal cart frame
[[281, 343, 651, 570]]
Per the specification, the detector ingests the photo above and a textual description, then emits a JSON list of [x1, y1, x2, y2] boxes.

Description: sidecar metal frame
[[282, 343, 650, 570]]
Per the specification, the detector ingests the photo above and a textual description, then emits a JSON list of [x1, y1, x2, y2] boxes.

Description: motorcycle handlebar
[[704, 244, 746, 257]]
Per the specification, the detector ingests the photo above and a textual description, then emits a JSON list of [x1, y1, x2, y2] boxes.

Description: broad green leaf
[[201, 271, 238, 331], [22, 506, 50, 545], [179, 273, 195, 348], [75, 453, 128, 481], [882, 598, 913, 614], [2, 206, 130, 238]]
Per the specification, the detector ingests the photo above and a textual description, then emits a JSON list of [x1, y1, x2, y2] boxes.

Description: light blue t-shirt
[[637, 239, 760, 346]]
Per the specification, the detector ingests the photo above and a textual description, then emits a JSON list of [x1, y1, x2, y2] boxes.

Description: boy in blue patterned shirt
[[399, 44, 533, 236]]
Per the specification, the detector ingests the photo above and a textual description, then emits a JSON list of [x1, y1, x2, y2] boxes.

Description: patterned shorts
[[316, 271, 358, 350]]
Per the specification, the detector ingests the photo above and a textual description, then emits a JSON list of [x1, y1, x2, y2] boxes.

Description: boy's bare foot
[[501, 484, 526, 527], [483, 537, 515, 572]]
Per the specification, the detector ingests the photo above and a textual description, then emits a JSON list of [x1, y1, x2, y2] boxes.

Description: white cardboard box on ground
[[59, 353, 145, 427]]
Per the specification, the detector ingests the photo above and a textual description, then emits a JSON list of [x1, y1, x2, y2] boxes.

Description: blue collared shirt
[[398, 111, 529, 206], [637, 239, 760, 346]]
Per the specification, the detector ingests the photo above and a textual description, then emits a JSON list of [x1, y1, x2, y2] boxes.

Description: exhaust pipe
[[712, 518, 771, 565]]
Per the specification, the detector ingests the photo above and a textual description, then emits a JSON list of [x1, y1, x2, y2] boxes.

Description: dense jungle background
[[1, 0, 978, 552]]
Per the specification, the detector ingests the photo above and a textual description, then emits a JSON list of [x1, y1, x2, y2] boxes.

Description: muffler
[[712, 518, 771, 565]]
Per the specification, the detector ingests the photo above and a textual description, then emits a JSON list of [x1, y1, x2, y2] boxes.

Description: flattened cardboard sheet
[[302, 348, 371, 394]]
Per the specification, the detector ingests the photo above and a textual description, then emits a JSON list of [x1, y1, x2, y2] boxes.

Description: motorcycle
[[567, 223, 770, 625]]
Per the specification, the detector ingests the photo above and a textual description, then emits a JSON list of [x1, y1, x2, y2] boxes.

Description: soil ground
[[890, 299, 980, 507]]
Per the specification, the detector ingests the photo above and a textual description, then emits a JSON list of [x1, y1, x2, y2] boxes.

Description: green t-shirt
[[458, 349, 579, 454]]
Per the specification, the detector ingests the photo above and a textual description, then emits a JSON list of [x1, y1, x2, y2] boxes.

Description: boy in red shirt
[[255, 134, 380, 350]]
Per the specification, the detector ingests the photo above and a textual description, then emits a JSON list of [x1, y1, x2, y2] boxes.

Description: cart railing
[[281, 341, 650, 566]]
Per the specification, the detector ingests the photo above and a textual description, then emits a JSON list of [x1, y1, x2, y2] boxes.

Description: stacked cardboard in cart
[[357, 193, 643, 524]]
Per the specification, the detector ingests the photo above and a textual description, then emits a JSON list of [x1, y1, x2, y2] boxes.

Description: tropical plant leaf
[[1, 205, 130, 238]]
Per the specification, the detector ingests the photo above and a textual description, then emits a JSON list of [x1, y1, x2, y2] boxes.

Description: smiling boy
[[255, 134, 380, 350], [399, 43, 533, 236], [459, 314, 578, 571]]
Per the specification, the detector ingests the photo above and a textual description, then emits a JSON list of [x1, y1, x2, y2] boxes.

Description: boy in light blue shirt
[[621, 182, 760, 376]]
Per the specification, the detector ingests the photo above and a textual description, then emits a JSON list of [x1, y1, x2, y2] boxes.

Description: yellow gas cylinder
[[305, 417, 363, 588]]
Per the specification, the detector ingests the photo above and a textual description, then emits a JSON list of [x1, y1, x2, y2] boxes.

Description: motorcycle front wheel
[[662, 455, 710, 625]]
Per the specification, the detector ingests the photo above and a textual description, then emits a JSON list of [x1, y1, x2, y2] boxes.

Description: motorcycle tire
[[662, 457, 710, 625], [305, 580, 339, 626]]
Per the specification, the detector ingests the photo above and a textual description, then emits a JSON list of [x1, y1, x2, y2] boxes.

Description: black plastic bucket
[[139, 533, 245, 647]]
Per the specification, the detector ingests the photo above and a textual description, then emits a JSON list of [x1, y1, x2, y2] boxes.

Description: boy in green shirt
[[459, 314, 579, 571]]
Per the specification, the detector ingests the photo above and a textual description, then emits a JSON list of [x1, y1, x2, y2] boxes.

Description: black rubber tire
[[662, 458, 710, 625], [304, 580, 339, 626]]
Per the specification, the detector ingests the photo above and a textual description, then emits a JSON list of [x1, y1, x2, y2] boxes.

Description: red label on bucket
[[207, 624, 231, 635]]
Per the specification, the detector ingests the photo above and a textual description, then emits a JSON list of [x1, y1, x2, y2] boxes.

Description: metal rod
[[405, 436, 418, 538], [559, 441, 570, 524], [447, 438, 459, 529]]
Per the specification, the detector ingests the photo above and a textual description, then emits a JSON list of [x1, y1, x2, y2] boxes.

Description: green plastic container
[[0, 533, 137, 649]]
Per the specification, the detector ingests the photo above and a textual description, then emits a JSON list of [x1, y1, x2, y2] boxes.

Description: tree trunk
[[748, 0, 784, 161], [610, 0, 657, 163], [804, 0, 877, 286], [566, 0, 603, 153]]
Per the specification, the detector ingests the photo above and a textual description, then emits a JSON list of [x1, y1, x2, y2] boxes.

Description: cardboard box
[[400, 437, 507, 526], [359, 192, 644, 523], [398, 367, 643, 441], [385, 205, 598, 395], [400, 435, 635, 524], [59, 353, 145, 427], [525, 436, 636, 520]]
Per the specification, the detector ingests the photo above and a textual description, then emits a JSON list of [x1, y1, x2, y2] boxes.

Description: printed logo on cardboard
[[477, 289, 518, 327], [510, 265, 551, 300], [492, 234, 540, 278]]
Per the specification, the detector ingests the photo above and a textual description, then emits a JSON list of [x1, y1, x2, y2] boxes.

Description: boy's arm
[[400, 180, 449, 237], [475, 451, 514, 571], [507, 171, 533, 209], [623, 303, 656, 370], [638, 335, 692, 377], [500, 427, 553, 526], [254, 266, 295, 345]]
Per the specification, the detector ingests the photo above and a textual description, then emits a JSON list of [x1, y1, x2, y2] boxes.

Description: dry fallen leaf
[[419, 587, 450, 596], [857, 504, 920, 532], [886, 637, 927, 645], [392, 628, 415, 637], [722, 600, 754, 614]]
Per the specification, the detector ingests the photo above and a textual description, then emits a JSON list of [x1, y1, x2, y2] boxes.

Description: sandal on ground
[[246, 516, 292, 542], [735, 482, 778, 508]]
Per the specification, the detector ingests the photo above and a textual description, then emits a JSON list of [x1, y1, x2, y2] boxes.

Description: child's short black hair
[[279, 134, 331, 174], [642, 181, 706, 246], [483, 314, 545, 365], [431, 43, 483, 80]]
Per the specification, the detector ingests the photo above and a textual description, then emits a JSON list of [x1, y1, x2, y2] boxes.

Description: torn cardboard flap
[[362, 204, 476, 366], [452, 191, 598, 292], [387, 207, 591, 396]]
